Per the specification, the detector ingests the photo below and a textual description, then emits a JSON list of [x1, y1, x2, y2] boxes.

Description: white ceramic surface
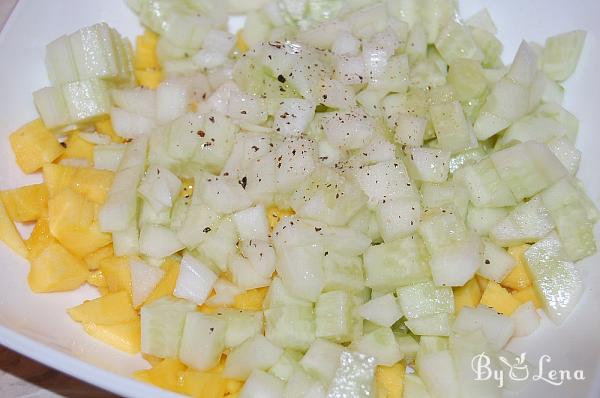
[[0, 1, 598, 397]]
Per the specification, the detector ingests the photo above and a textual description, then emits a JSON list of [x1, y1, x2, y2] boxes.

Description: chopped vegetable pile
[[0, 0, 596, 397]]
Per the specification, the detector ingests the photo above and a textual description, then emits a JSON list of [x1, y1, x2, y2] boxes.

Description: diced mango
[[135, 69, 163, 89], [476, 275, 489, 291], [199, 304, 220, 315], [235, 31, 249, 54], [0, 199, 28, 258], [99, 256, 132, 296], [48, 189, 111, 258], [134, 32, 160, 70], [267, 206, 295, 230], [87, 269, 107, 288], [94, 118, 124, 143], [143, 354, 164, 367], [225, 393, 240, 398], [0, 184, 48, 222], [144, 257, 180, 305], [180, 370, 227, 398], [28, 242, 89, 292], [9, 119, 65, 173], [26, 218, 58, 258], [225, 379, 243, 395], [453, 278, 481, 313], [43, 163, 114, 204], [233, 287, 268, 311], [132, 369, 153, 384], [143, 358, 186, 393], [84, 244, 114, 271], [480, 281, 522, 316], [501, 245, 532, 290], [68, 291, 138, 325], [376, 362, 406, 398], [61, 132, 95, 163], [83, 319, 141, 354], [512, 286, 542, 309]]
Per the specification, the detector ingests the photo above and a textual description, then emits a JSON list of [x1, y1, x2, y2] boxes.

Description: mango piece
[[225, 393, 240, 398], [84, 244, 114, 271], [28, 242, 89, 292], [501, 245, 532, 290], [144, 257, 180, 305], [512, 286, 542, 309], [132, 369, 153, 383], [43, 163, 114, 204], [0, 199, 28, 258], [267, 206, 295, 230], [233, 287, 268, 311], [453, 278, 481, 313], [87, 269, 107, 288], [9, 119, 65, 173], [0, 184, 48, 222], [83, 319, 141, 354], [94, 118, 124, 143], [26, 218, 58, 258], [143, 354, 163, 367], [48, 189, 111, 258], [99, 256, 132, 296], [235, 31, 249, 53], [376, 362, 406, 398], [199, 304, 220, 315], [225, 379, 243, 395], [145, 358, 186, 393], [134, 31, 160, 70], [135, 69, 163, 89], [61, 132, 95, 163], [180, 370, 227, 398], [480, 281, 522, 316], [475, 275, 489, 291], [68, 291, 138, 325]]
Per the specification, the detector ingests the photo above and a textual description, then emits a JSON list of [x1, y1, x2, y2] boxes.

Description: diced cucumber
[[405, 313, 452, 336], [173, 254, 217, 305], [396, 281, 454, 319], [356, 293, 403, 327], [430, 101, 477, 154], [350, 327, 403, 366], [428, 233, 483, 287], [524, 233, 583, 324], [435, 21, 483, 64], [179, 312, 226, 371], [447, 58, 488, 102], [276, 245, 325, 302], [264, 277, 313, 309], [466, 205, 509, 236], [453, 305, 514, 350], [315, 290, 353, 341], [239, 369, 285, 398], [478, 238, 516, 282], [403, 374, 433, 398], [511, 302, 541, 337], [542, 30, 586, 81], [176, 204, 220, 249], [375, 196, 421, 242], [395, 334, 420, 363], [547, 136, 581, 176], [353, 160, 416, 208], [454, 158, 517, 208], [140, 296, 196, 358], [223, 335, 284, 380], [194, 218, 237, 273], [489, 196, 554, 247], [326, 351, 377, 398], [129, 259, 164, 307], [364, 235, 431, 291], [265, 306, 316, 351], [284, 369, 326, 398], [300, 339, 345, 385], [405, 147, 451, 183], [417, 350, 460, 398], [269, 349, 303, 382], [322, 253, 365, 293], [214, 309, 264, 348], [46, 35, 79, 85], [139, 224, 185, 258]]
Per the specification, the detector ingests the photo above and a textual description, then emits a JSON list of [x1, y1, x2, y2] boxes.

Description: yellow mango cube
[[0, 199, 28, 258], [9, 119, 65, 173], [144, 257, 180, 305], [134, 33, 160, 70], [376, 362, 406, 398], [43, 163, 114, 204], [235, 31, 249, 54], [48, 189, 111, 258], [68, 291, 138, 325], [143, 353, 164, 367], [0, 184, 48, 222], [132, 369, 153, 383], [94, 118, 124, 143], [512, 286, 542, 309], [87, 269, 107, 288], [453, 278, 481, 313], [476, 275, 489, 291], [225, 379, 243, 395], [267, 206, 295, 230], [480, 281, 522, 316], [145, 358, 186, 393], [135, 69, 163, 89], [100, 256, 132, 296], [26, 218, 58, 258], [501, 245, 532, 290], [84, 244, 114, 271], [225, 393, 240, 398], [61, 132, 95, 163], [181, 370, 227, 398], [83, 319, 141, 354], [28, 242, 89, 292], [233, 287, 269, 311]]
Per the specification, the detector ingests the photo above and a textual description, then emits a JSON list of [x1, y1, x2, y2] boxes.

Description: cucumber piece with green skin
[[396, 281, 454, 319], [315, 290, 353, 342], [524, 233, 583, 324]]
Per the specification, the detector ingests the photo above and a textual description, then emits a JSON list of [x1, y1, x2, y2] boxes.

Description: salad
[[0, 0, 596, 397]]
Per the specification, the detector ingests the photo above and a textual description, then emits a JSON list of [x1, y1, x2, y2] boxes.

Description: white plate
[[0, 1, 599, 397]]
